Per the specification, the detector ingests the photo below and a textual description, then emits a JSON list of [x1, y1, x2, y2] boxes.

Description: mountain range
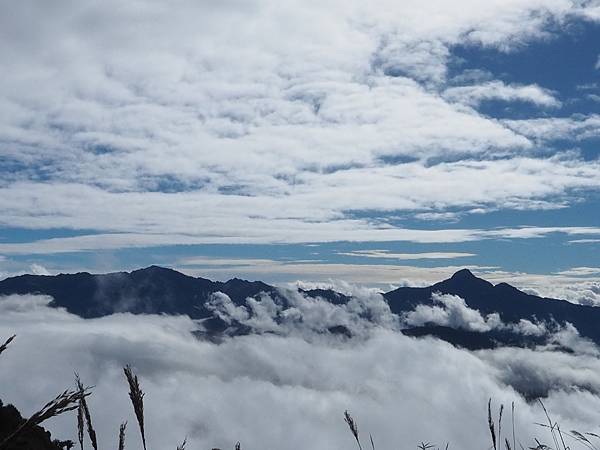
[[1, 266, 598, 350]]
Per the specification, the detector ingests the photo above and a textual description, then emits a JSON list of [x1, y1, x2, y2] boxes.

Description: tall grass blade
[[118, 422, 127, 450], [0, 335, 15, 356], [499, 403, 504, 449], [77, 400, 85, 450], [489, 399, 497, 450], [124, 365, 147, 450], [344, 410, 363, 450], [75, 373, 98, 450]]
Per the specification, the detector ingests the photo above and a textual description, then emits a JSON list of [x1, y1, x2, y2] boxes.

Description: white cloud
[[555, 267, 600, 277], [403, 293, 497, 332], [443, 81, 561, 108], [576, 4, 600, 22], [207, 288, 399, 337], [504, 114, 600, 142], [1, 226, 599, 255], [402, 292, 549, 336], [177, 257, 284, 267], [0, 156, 599, 249], [29, 263, 50, 276], [336, 250, 476, 260]]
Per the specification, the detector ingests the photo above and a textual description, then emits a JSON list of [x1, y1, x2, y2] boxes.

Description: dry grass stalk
[[234, 442, 241, 450], [511, 402, 516, 450], [344, 410, 363, 450], [0, 388, 89, 450], [75, 373, 98, 450], [0, 335, 15, 356], [123, 365, 147, 450], [538, 400, 562, 450], [571, 430, 597, 450], [498, 403, 504, 448], [77, 400, 85, 450], [489, 399, 497, 450], [176, 438, 186, 450], [118, 422, 127, 450]]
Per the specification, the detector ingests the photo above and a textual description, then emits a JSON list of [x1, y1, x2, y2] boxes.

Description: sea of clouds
[[2, 291, 600, 450]]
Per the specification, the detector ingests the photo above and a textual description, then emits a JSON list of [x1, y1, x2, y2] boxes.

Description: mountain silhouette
[[1, 266, 599, 349], [0, 265, 279, 319]]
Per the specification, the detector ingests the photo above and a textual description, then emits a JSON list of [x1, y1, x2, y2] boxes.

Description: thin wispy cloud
[[336, 250, 475, 260]]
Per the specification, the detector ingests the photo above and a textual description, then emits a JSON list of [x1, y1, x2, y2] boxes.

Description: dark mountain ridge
[[1, 266, 599, 349], [384, 268, 600, 344], [0, 265, 279, 319]]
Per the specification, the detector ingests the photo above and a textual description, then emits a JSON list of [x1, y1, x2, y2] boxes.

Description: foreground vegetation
[[1, 334, 599, 450]]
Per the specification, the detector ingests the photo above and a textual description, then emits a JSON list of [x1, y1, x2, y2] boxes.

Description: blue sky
[[0, 1, 599, 293]]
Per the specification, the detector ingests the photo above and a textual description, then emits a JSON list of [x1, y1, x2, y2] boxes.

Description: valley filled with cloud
[[3, 289, 600, 450]]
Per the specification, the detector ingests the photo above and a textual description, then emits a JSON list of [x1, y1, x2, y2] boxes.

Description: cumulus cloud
[[206, 288, 399, 338], [402, 292, 549, 336], [2, 293, 600, 450], [29, 263, 50, 275], [403, 293, 498, 332]]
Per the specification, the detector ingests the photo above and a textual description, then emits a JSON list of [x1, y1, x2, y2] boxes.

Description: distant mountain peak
[[450, 268, 477, 280], [130, 265, 190, 279], [438, 268, 493, 292], [133, 265, 174, 273]]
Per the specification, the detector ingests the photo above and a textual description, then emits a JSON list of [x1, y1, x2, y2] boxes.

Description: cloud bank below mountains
[[3, 292, 600, 450]]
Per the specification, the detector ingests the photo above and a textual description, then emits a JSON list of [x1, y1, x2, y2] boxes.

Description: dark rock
[[0, 400, 72, 450]]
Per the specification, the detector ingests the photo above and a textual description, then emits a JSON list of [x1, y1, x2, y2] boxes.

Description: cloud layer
[[0, 0, 599, 251], [3, 293, 600, 450]]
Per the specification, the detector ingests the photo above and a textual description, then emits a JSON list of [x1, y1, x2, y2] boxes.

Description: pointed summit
[[450, 268, 477, 280], [434, 268, 493, 292]]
